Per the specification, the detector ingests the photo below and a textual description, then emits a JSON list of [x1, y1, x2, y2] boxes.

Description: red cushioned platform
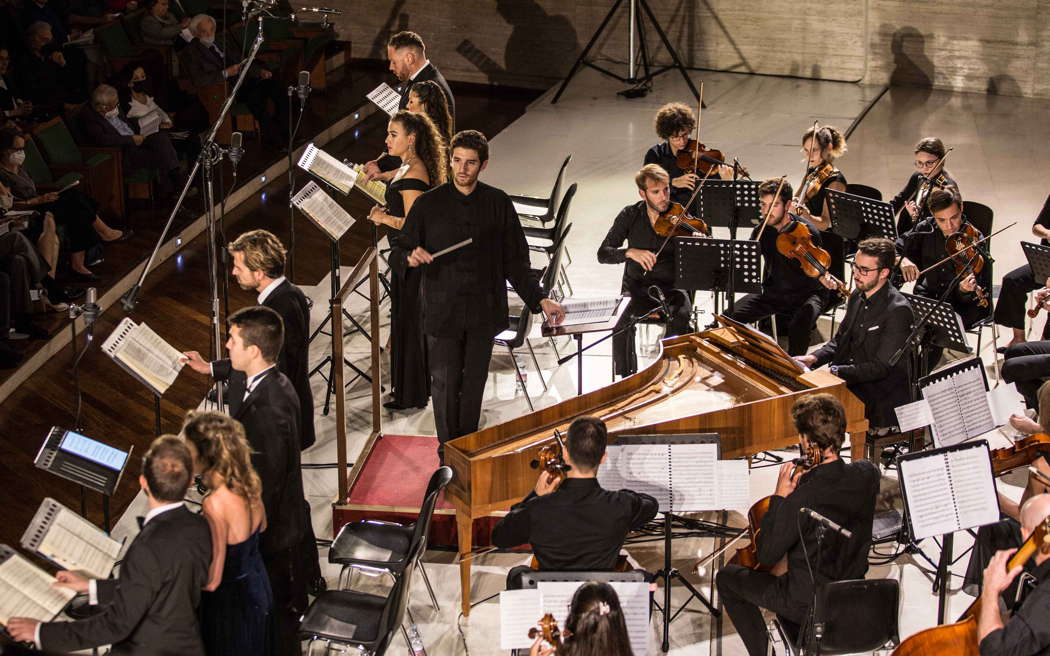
[[331, 433, 501, 549]]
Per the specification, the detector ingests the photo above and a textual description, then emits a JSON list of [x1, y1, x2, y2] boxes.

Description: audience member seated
[[76, 83, 183, 198], [0, 129, 127, 282], [0, 229, 53, 339], [0, 48, 32, 123], [0, 179, 77, 306], [113, 63, 206, 161], [182, 14, 289, 147], [492, 416, 659, 589], [528, 582, 634, 656], [140, 0, 191, 48], [13, 22, 89, 116]]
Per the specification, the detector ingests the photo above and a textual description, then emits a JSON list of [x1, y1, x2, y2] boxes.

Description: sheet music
[[537, 581, 650, 656], [715, 460, 751, 512], [599, 443, 745, 512], [297, 143, 358, 195], [559, 297, 620, 326], [899, 454, 958, 539], [101, 318, 185, 395], [921, 364, 994, 447], [23, 499, 121, 579], [670, 444, 718, 511], [138, 111, 162, 136], [946, 448, 999, 530], [0, 547, 76, 624], [499, 589, 542, 650], [348, 163, 387, 204], [895, 398, 934, 433], [598, 444, 671, 510], [366, 82, 401, 116], [291, 181, 356, 241], [988, 382, 1026, 427]]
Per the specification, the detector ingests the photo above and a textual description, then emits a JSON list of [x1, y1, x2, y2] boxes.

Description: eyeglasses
[[914, 159, 938, 169], [851, 263, 884, 275]]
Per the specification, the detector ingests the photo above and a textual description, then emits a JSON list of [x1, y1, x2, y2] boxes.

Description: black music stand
[[1022, 241, 1050, 282], [543, 297, 630, 395], [675, 237, 762, 315], [902, 292, 971, 354], [826, 189, 896, 241], [699, 179, 762, 236]]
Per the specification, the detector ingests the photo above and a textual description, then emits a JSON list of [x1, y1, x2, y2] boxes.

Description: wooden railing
[[330, 246, 381, 503]]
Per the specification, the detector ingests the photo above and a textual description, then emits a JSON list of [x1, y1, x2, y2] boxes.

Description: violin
[[891, 515, 1050, 656], [989, 433, 1050, 476], [796, 162, 836, 206], [775, 218, 851, 300], [675, 139, 728, 177], [528, 613, 566, 650], [530, 430, 571, 479], [652, 201, 710, 238], [1028, 287, 1050, 319], [944, 223, 989, 308]]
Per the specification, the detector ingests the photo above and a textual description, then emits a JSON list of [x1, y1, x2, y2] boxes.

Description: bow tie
[[136, 516, 145, 529]]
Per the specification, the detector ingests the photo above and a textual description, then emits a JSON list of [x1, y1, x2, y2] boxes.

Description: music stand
[[1022, 241, 1050, 283], [699, 179, 762, 235], [543, 296, 630, 395], [675, 237, 762, 315], [902, 292, 971, 353], [826, 189, 896, 241]]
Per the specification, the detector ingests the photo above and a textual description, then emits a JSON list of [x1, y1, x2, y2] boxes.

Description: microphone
[[800, 507, 853, 540], [296, 70, 311, 103], [228, 131, 244, 170], [648, 285, 671, 323], [83, 287, 99, 325]]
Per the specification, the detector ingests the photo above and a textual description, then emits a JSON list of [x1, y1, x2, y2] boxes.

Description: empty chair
[[510, 153, 571, 227]]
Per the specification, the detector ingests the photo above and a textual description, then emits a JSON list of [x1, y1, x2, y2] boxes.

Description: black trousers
[[612, 289, 692, 377], [726, 290, 828, 356], [963, 516, 1025, 601], [238, 76, 290, 145], [1002, 340, 1050, 408], [994, 263, 1050, 338], [716, 564, 809, 656], [299, 499, 322, 584], [263, 546, 309, 656], [428, 330, 495, 444]]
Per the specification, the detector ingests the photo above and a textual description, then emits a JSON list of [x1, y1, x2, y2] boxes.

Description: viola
[[652, 201, 710, 238], [989, 433, 1050, 476], [675, 139, 727, 177], [528, 613, 566, 650], [530, 430, 571, 480], [775, 218, 851, 300], [892, 515, 1050, 656], [944, 223, 989, 308]]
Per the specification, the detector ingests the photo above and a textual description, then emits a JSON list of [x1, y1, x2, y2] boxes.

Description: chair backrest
[[407, 466, 453, 561], [373, 542, 420, 654], [845, 183, 883, 201], [33, 117, 84, 167], [807, 578, 899, 654], [542, 223, 572, 296], [963, 200, 994, 238], [543, 154, 572, 222], [23, 136, 55, 185], [96, 19, 136, 58]]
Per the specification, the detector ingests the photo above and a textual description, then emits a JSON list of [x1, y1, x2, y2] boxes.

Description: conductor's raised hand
[[406, 247, 433, 268], [540, 298, 565, 327], [626, 248, 657, 272], [180, 351, 211, 375]]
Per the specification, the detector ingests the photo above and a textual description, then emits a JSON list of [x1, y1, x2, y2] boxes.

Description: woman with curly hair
[[529, 582, 635, 656], [367, 110, 447, 410], [406, 79, 454, 145], [181, 410, 273, 656]]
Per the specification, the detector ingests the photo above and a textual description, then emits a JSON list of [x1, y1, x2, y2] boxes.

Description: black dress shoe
[[105, 229, 134, 243], [383, 399, 410, 410], [15, 322, 49, 340], [70, 271, 101, 282]]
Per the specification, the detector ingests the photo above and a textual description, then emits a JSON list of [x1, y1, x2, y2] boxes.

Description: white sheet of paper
[[946, 447, 1000, 531], [499, 589, 543, 650], [716, 460, 751, 512], [988, 382, 1027, 427], [899, 454, 957, 540], [895, 398, 934, 432]]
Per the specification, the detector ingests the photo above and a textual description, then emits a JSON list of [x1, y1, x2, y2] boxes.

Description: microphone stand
[[121, 7, 270, 414], [286, 73, 309, 282]]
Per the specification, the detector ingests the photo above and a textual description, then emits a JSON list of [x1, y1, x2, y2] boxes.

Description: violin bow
[[894, 147, 955, 224], [912, 221, 1016, 279], [797, 120, 819, 202], [692, 82, 704, 172], [754, 176, 788, 241]]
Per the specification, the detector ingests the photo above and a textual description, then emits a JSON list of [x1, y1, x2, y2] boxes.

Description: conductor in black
[[715, 394, 879, 656], [400, 130, 565, 452]]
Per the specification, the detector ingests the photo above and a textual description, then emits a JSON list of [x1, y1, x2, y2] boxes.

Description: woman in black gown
[[367, 110, 447, 410], [182, 411, 273, 656]]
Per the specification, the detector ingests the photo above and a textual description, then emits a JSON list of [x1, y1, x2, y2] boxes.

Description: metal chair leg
[[508, 345, 535, 411], [526, 339, 548, 392], [418, 559, 440, 611]]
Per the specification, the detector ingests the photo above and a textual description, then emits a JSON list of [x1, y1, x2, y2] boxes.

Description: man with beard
[[598, 164, 695, 376]]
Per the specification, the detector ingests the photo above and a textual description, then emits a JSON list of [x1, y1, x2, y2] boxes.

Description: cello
[[891, 514, 1050, 655]]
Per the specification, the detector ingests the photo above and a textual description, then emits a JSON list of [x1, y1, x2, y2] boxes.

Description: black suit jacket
[[40, 506, 211, 656], [811, 282, 915, 427], [213, 364, 306, 556], [214, 282, 315, 449], [182, 38, 264, 88], [74, 105, 141, 149]]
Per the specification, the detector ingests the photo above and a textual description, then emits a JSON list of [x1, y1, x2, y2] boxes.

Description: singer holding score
[[598, 164, 694, 377], [716, 394, 880, 656], [396, 130, 564, 455]]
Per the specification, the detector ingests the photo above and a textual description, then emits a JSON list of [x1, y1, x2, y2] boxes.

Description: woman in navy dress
[[182, 410, 273, 656], [367, 110, 447, 410]]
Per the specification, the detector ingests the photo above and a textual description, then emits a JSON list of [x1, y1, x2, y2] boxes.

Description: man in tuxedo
[[75, 84, 182, 197], [226, 229, 315, 450], [795, 237, 914, 430], [182, 13, 289, 147], [363, 30, 454, 179], [182, 306, 316, 655], [6, 436, 211, 655]]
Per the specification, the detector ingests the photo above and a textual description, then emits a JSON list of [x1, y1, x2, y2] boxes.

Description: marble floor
[[107, 67, 1050, 655]]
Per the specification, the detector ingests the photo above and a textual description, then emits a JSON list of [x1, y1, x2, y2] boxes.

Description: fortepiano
[[444, 317, 869, 614]]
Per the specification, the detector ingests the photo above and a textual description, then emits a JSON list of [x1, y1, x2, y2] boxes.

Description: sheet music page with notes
[[499, 589, 542, 650], [945, 447, 999, 531], [921, 364, 994, 448], [24, 499, 121, 579], [597, 445, 671, 510], [536, 581, 650, 656], [297, 143, 358, 195], [670, 443, 718, 511], [348, 163, 387, 204], [366, 82, 401, 116], [0, 547, 76, 624], [899, 454, 957, 539], [292, 181, 356, 241], [101, 318, 184, 395], [900, 443, 998, 540], [559, 297, 621, 326]]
